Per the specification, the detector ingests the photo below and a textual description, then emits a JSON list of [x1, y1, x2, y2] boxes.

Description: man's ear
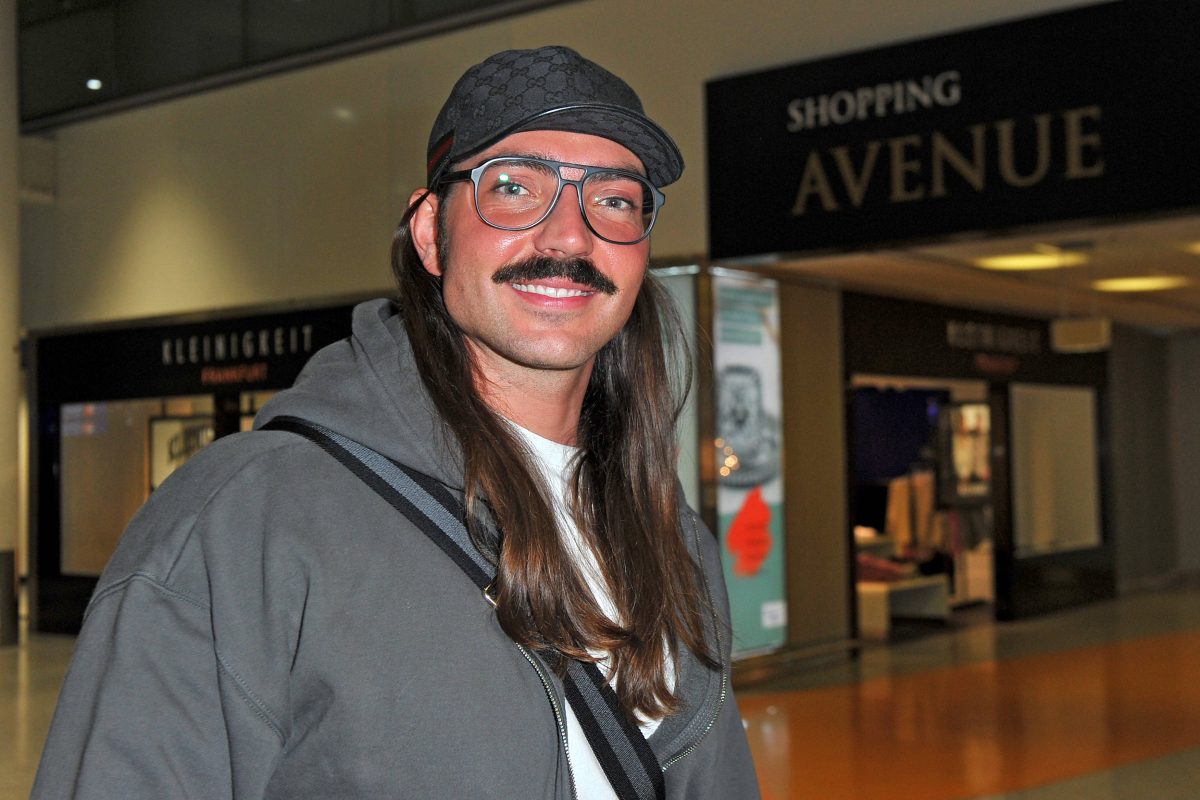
[[408, 188, 443, 277]]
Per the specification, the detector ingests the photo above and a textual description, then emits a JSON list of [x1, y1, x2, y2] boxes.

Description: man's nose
[[532, 184, 594, 259]]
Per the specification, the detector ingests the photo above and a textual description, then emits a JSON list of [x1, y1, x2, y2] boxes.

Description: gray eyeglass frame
[[437, 156, 666, 245]]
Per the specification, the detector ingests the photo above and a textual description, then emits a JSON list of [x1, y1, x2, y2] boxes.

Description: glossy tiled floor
[[741, 584, 1200, 799], [1, 632, 73, 799], [4, 585, 1200, 799]]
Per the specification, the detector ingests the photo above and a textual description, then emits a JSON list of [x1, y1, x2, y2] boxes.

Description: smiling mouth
[[511, 283, 594, 298]]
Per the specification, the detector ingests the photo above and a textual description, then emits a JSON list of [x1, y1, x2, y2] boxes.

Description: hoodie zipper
[[516, 642, 578, 800], [512, 508, 728, 789], [660, 669, 728, 771]]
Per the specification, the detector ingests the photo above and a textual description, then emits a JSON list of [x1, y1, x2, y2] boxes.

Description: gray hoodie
[[32, 299, 761, 799]]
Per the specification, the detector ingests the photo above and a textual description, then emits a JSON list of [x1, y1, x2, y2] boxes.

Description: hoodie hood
[[255, 299, 464, 490]]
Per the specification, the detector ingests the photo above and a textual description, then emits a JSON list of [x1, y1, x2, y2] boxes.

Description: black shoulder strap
[[262, 416, 665, 800]]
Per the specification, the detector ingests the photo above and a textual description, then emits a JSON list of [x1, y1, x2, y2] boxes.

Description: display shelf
[[857, 575, 950, 641]]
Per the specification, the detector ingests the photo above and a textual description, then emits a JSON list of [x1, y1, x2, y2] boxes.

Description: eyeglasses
[[437, 156, 666, 245]]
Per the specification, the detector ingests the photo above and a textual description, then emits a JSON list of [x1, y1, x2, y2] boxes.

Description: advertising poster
[[713, 272, 787, 656], [149, 416, 215, 491], [939, 402, 991, 505]]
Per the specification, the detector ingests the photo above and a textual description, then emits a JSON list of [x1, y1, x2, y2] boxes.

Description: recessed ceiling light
[[973, 251, 1089, 270], [85, 78, 103, 91], [1092, 275, 1191, 292], [1185, 242, 1200, 256]]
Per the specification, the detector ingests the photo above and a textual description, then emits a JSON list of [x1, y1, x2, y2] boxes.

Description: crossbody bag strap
[[262, 415, 665, 800]]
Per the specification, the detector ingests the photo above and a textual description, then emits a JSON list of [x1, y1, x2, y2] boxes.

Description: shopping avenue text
[[786, 70, 963, 131], [792, 105, 1104, 215]]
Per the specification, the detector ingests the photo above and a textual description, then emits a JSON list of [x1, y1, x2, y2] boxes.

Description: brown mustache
[[492, 256, 618, 295]]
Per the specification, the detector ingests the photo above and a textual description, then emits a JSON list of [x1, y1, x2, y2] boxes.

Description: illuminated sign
[[706, 1, 1199, 258]]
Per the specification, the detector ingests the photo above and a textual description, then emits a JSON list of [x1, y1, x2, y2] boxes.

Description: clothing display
[[32, 299, 759, 799], [887, 470, 958, 557], [855, 553, 917, 583]]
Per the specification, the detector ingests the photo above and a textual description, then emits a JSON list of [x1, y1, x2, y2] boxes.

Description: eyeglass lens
[[475, 159, 655, 243]]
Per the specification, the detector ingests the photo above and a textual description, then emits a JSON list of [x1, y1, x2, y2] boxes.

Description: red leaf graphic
[[726, 487, 772, 576]]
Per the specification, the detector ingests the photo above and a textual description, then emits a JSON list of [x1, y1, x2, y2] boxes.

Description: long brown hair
[[391, 191, 718, 722]]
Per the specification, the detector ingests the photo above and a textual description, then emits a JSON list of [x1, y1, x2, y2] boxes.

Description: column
[[1, 0, 20, 645]]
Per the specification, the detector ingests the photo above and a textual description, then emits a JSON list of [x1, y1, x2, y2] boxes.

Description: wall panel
[[21, 0, 1098, 330]]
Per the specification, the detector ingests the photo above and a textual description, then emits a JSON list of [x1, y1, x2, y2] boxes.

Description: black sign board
[[33, 301, 359, 404], [706, 1, 1200, 260], [842, 292, 1106, 386]]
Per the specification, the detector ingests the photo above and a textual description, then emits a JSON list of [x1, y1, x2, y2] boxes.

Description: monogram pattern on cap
[[427, 46, 683, 188]]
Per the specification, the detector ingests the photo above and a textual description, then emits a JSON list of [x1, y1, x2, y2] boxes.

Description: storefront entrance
[[849, 375, 995, 640], [843, 293, 1112, 639]]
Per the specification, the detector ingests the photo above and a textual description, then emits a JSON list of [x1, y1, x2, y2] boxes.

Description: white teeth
[[512, 283, 591, 298]]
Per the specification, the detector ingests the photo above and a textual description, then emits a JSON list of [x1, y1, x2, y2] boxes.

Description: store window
[[60, 395, 214, 576], [849, 376, 996, 635]]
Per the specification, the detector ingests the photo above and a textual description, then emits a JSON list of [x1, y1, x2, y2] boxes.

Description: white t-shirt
[[512, 424, 673, 799]]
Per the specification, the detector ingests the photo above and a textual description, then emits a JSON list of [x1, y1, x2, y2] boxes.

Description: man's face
[[412, 130, 651, 381]]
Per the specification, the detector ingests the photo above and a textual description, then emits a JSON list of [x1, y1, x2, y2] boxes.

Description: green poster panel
[[712, 271, 787, 657]]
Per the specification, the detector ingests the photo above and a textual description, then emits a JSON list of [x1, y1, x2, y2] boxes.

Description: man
[[33, 46, 760, 799]]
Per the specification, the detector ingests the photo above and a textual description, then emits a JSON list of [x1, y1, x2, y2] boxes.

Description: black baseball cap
[[426, 46, 684, 189]]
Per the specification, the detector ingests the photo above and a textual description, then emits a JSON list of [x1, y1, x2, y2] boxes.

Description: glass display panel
[[1010, 384, 1102, 557], [60, 394, 213, 576]]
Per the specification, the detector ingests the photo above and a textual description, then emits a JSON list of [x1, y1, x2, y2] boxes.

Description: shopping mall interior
[[3, 0, 1200, 797]]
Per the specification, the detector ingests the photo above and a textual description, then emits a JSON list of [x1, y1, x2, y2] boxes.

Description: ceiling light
[[1185, 242, 1200, 256], [1092, 275, 1191, 292], [85, 78, 103, 91], [973, 251, 1089, 270]]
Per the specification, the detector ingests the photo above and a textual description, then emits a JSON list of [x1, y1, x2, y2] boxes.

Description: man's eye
[[493, 175, 531, 195], [592, 193, 637, 212], [587, 176, 645, 215]]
